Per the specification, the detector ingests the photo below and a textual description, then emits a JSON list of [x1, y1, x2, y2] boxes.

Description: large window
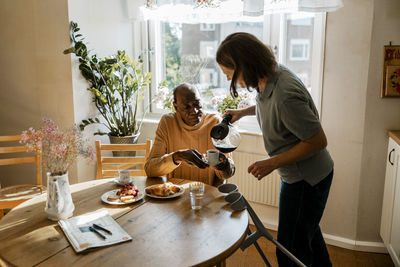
[[145, 12, 326, 133], [289, 39, 310, 61]]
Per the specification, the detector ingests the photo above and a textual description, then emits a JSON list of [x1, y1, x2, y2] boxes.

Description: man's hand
[[248, 158, 278, 180], [173, 149, 209, 169]]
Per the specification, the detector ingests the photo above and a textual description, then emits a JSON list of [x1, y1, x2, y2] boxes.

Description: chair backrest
[[95, 140, 152, 179], [0, 135, 42, 185]]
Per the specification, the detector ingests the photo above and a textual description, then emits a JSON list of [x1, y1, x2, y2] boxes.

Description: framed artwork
[[381, 45, 400, 98]]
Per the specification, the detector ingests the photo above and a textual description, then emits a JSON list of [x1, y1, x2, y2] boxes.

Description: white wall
[[320, 0, 400, 246], [357, 0, 400, 241], [320, 0, 374, 241], [0, 0, 77, 185], [68, 0, 136, 182]]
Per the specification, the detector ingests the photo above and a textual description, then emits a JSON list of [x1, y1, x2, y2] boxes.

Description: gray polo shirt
[[256, 64, 333, 186]]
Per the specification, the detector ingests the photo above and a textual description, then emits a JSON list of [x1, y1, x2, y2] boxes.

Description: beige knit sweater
[[144, 112, 235, 186]]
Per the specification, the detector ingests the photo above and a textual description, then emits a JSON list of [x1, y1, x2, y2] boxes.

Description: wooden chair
[[95, 140, 152, 179], [0, 135, 44, 219]]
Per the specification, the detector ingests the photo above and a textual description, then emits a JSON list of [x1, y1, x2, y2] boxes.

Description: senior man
[[144, 83, 235, 186]]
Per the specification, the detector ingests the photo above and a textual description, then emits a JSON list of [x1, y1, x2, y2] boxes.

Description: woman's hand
[[223, 105, 256, 123], [248, 158, 278, 180], [223, 109, 243, 124], [248, 128, 328, 180]]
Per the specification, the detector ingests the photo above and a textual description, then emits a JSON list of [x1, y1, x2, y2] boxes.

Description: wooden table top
[[0, 177, 248, 267], [387, 130, 400, 146]]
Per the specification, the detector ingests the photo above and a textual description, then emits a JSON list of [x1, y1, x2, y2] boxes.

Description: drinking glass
[[189, 182, 205, 210]]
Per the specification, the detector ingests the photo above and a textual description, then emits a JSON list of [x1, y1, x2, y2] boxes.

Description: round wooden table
[[0, 177, 248, 267]]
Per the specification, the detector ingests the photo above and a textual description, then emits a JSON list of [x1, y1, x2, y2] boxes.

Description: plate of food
[[101, 184, 144, 205], [144, 182, 185, 199]]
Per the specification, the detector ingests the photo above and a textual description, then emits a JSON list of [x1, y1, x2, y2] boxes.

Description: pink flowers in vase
[[20, 118, 95, 176]]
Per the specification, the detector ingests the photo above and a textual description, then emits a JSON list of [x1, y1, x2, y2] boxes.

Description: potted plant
[[211, 90, 256, 114], [20, 118, 94, 221], [63, 22, 156, 154]]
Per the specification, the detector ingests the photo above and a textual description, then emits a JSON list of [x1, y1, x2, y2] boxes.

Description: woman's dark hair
[[216, 32, 277, 97]]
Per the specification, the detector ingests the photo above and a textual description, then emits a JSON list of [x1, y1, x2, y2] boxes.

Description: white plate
[[144, 184, 185, 199], [101, 189, 144, 205], [113, 178, 134, 186]]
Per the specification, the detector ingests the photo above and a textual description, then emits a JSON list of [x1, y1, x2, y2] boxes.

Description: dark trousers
[[276, 170, 333, 267]]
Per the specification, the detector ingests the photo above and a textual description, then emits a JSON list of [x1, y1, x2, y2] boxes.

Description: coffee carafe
[[210, 115, 241, 153]]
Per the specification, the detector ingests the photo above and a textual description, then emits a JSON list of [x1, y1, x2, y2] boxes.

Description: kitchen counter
[[387, 130, 400, 146]]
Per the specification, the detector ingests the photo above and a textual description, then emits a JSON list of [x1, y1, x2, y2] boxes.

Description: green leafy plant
[[211, 90, 256, 114], [63, 21, 151, 137], [216, 95, 242, 114]]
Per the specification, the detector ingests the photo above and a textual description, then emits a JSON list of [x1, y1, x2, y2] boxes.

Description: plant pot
[[108, 133, 140, 157], [45, 172, 74, 221]]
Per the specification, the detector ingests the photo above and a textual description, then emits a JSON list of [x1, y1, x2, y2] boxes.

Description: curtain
[[137, 0, 343, 23]]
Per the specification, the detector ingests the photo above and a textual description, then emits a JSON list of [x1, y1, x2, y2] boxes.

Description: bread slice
[[120, 195, 135, 203]]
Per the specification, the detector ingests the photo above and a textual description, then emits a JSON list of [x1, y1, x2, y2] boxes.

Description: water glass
[[189, 182, 205, 210]]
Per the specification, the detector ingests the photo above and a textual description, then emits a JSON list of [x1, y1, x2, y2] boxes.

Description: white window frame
[[147, 20, 168, 116], [142, 12, 326, 131], [310, 13, 326, 116]]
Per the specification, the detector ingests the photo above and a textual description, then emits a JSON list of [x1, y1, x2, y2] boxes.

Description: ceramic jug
[[45, 172, 75, 221]]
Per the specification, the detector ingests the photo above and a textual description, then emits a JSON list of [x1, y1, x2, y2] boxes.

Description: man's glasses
[[176, 102, 202, 112]]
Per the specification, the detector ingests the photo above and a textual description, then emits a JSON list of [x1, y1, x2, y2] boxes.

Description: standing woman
[[217, 32, 334, 267]]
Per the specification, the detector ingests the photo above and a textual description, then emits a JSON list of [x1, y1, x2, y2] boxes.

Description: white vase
[[45, 172, 75, 221]]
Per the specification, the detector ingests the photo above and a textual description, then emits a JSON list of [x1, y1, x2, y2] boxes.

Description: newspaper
[[58, 210, 132, 253]]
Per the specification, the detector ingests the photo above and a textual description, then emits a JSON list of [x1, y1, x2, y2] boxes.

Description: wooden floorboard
[[226, 226, 394, 267]]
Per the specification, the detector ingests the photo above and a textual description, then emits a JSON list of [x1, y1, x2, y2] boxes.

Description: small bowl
[[223, 192, 247, 211], [224, 191, 242, 203], [230, 194, 247, 211], [218, 183, 238, 194]]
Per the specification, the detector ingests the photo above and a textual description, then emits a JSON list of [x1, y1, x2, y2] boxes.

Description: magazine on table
[[58, 210, 132, 253]]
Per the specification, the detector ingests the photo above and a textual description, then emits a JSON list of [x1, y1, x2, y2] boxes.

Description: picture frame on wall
[[381, 45, 400, 98]]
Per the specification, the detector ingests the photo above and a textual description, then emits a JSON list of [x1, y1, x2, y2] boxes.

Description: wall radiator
[[230, 151, 281, 207]]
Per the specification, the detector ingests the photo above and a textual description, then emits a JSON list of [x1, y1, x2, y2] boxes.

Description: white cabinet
[[390, 155, 400, 266], [381, 136, 400, 267]]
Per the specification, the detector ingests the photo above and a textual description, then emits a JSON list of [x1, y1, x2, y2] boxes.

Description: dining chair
[[0, 135, 44, 219], [95, 140, 152, 179]]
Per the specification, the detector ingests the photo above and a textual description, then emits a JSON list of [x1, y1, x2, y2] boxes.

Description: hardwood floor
[[226, 226, 394, 267]]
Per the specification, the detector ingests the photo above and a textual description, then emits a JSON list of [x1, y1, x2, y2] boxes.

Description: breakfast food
[[107, 184, 139, 203], [106, 195, 120, 201], [145, 182, 181, 197], [120, 195, 136, 203], [117, 184, 139, 197]]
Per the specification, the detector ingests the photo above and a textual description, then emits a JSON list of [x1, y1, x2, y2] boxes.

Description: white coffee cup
[[119, 170, 131, 184], [207, 149, 220, 166]]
